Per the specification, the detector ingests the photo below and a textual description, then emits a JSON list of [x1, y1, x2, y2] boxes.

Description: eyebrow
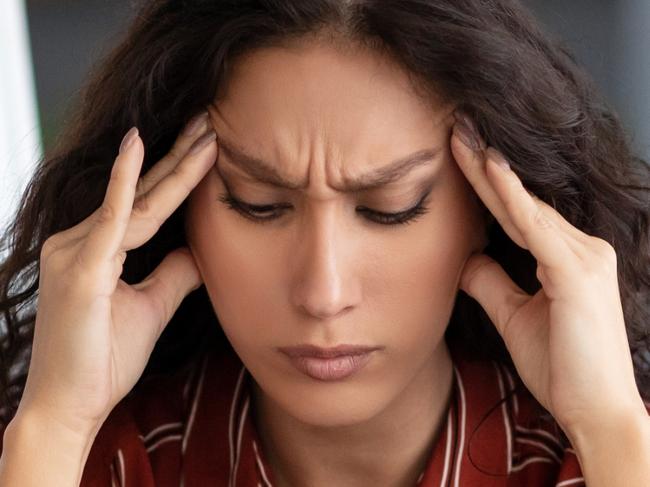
[[215, 135, 443, 192]]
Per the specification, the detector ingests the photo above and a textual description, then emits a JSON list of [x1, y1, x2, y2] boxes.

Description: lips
[[278, 344, 382, 381], [278, 344, 382, 358], [290, 354, 373, 380]]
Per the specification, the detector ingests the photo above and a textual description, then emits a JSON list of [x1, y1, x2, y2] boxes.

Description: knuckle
[[462, 254, 496, 291], [582, 263, 615, 283], [47, 250, 69, 271], [169, 166, 193, 193], [96, 204, 117, 225], [40, 249, 69, 279], [132, 195, 163, 231], [71, 252, 105, 289], [108, 163, 126, 185], [532, 206, 553, 231], [40, 235, 59, 260], [72, 245, 91, 272], [39, 239, 108, 295], [136, 213, 164, 238], [42, 251, 93, 295], [167, 144, 186, 162], [132, 192, 152, 215], [147, 276, 174, 323], [588, 238, 618, 275], [590, 237, 617, 260], [577, 238, 618, 280], [135, 175, 149, 196], [40, 235, 79, 271]]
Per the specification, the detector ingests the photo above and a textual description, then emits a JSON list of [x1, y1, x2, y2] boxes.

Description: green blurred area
[[39, 110, 59, 154]]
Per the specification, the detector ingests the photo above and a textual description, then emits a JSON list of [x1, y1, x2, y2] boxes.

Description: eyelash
[[217, 191, 431, 226]]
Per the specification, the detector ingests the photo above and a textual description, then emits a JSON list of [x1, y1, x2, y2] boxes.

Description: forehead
[[209, 41, 454, 185]]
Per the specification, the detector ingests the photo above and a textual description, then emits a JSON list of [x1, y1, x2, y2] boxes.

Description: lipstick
[[278, 344, 381, 381]]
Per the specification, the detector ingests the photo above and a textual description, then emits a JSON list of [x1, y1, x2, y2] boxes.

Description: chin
[[254, 374, 390, 429], [286, 399, 384, 429]]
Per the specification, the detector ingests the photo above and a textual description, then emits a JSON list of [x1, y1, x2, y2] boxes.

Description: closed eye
[[217, 191, 431, 226]]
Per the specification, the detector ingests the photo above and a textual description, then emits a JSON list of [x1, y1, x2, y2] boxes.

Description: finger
[[458, 252, 530, 343], [135, 110, 210, 197], [53, 111, 212, 247], [120, 130, 218, 251], [78, 127, 144, 266], [451, 113, 592, 252], [450, 123, 527, 248], [132, 247, 203, 335], [483, 147, 578, 272], [523, 190, 593, 248]]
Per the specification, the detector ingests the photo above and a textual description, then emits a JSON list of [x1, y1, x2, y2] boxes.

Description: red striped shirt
[[76, 339, 604, 487]]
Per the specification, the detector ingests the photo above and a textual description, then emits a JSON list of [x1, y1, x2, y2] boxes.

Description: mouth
[[278, 344, 382, 381], [278, 344, 382, 358]]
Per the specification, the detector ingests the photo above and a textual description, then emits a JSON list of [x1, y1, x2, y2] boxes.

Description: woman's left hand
[[449, 111, 647, 437]]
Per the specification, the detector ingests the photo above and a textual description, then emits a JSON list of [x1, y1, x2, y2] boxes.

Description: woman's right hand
[[14, 112, 218, 438]]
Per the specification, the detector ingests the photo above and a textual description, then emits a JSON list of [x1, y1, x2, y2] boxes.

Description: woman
[[0, 0, 649, 485]]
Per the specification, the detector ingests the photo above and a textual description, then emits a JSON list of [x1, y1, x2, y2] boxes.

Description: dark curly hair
[[1, 0, 649, 440]]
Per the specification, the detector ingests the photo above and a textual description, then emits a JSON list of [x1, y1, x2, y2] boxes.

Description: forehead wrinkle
[[215, 133, 443, 193]]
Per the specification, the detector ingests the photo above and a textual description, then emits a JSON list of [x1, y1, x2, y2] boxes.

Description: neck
[[251, 342, 454, 487]]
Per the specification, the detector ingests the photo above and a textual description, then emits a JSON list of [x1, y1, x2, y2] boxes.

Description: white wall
[[0, 0, 42, 241]]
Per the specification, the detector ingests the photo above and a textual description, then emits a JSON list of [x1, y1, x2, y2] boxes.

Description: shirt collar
[[182, 342, 513, 486]]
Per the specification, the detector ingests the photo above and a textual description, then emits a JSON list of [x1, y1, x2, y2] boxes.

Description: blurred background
[[1, 0, 649, 236]]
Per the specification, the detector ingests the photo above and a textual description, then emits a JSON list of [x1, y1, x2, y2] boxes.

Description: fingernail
[[119, 126, 139, 154], [187, 130, 216, 155], [453, 112, 484, 151], [182, 111, 209, 137]]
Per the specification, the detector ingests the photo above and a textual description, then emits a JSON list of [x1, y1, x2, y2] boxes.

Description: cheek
[[371, 163, 483, 295], [368, 229, 461, 331], [186, 165, 483, 352], [191, 220, 283, 353], [366, 187, 481, 343], [186, 174, 282, 346]]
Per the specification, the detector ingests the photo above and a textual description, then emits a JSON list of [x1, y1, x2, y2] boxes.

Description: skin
[[185, 40, 489, 486], [4, 26, 648, 487]]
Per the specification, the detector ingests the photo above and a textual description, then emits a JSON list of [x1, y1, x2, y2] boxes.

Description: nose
[[290, 206, 361, 320]]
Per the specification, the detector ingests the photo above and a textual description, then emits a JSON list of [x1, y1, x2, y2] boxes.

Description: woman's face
[[186, 40, 489, 426]]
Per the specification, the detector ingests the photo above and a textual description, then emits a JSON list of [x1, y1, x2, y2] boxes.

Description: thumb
[[134, 247, 203, 333], [458, 252, 527, 339]]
